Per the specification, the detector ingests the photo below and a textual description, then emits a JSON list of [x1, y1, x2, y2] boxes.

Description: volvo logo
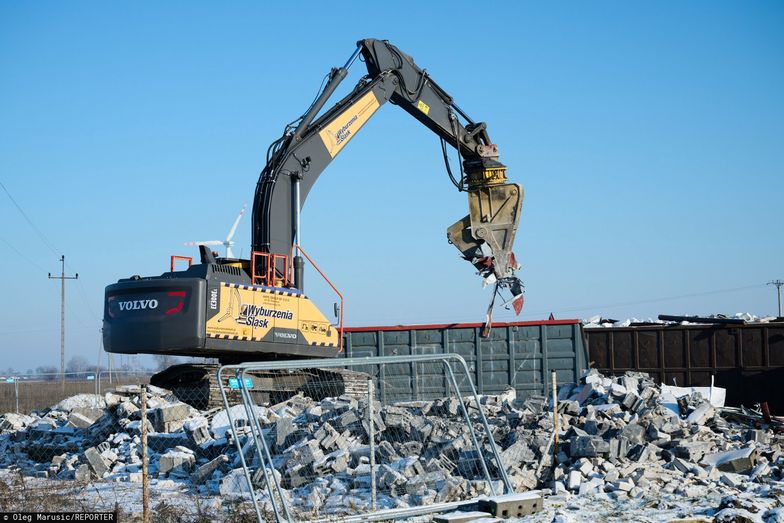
[[118, 299, 159, 311]]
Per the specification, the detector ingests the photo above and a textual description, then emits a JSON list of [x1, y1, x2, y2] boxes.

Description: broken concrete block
[[191, 455, 229, 485], [578, 477, 604, 495], [85, 413, 116, 444], [686, 403, 714, 425], [74, 464, 92, 482], [294, 439, 324, 466], [457, 450, 483, 478], [283, 463, 311, 488], [147, 433, 191, 453], [567, 470, 581, 490], [379, 464, 407, 490], [116, 401, 140, 419], [83, 447, 109, 477], [152, 403, 191, 432], [274, 417, 298, 450], [621, 423, 646, 445], [621, 392, 641, 411], [67, 412, 95, 429], [159, 451, 195, 475], [434, 511, 495, 523], [702, 445, 757, 474], [613, 478, 634, 492], [608, 437, 630, 460], [570, 436, 610, 457], [71, 406, 104, 422], [0, 413, 36, 432], [220, 468, 252, 498], [604, 468, 620, 483], [319, 425, 349, 452], [500, 439, 535, 470], [375, 440, 400, 463], [744, 429, 769, 444], [675, 441, 712, 462], [100, 449, 118, 465], [184, 419, 212, 447], [575, 458, 594, 476], [334, 410, 359, 431], [720, 472, 745, 489], [478, 491, 544, 518]]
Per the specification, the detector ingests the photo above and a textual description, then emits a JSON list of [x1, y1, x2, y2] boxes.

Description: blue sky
[[1, 2, 782, 371]]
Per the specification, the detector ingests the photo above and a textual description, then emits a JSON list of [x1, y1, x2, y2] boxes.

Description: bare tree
[[35, 366, 59, 380], [66, 355, 90, 378]]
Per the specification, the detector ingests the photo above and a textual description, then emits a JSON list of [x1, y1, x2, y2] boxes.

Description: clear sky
[[1, 2, 782, 372]]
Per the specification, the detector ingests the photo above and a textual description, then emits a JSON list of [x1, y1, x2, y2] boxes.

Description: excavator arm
[[252, 38, 524, 319]]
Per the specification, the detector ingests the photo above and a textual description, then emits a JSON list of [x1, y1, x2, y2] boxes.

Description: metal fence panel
[[218, 354, 512, 523]]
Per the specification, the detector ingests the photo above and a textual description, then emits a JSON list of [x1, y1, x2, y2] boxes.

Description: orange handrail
[[251, 251, 290, 287], [170, 255, 192, 272], [291, 244, 344, 353]]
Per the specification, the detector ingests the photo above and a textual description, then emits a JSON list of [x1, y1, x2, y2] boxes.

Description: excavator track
[[151, 364, 370, 411]]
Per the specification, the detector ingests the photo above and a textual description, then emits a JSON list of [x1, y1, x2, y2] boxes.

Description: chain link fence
[[0, 374, 234, 485], [0, 371, 150, 414], [0, 355, 527, 521], [219, 354, 512, 522]]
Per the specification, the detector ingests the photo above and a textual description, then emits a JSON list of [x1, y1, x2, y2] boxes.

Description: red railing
[[251, 251, 290, 287], [291, 244, 345, 353], [170, 255, 192, 272]]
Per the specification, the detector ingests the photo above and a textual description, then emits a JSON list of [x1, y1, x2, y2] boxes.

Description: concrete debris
[[433, 510, 495, 523], [83, 447, 108, 477], [159, 450, 196, 475], [702, 445, 758, 474], [0, 369, 782, 520], [54, 394, 106, 413]]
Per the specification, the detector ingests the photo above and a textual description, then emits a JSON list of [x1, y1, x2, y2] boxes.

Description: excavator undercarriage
[[150, 364, 369, 411]]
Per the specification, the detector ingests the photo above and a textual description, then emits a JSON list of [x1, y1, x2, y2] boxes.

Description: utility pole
[[769, 280, 784, 318], [49, 255, 78, 386]]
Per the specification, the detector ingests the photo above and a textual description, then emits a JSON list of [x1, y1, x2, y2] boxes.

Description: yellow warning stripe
[[206, 332, 335, 347]]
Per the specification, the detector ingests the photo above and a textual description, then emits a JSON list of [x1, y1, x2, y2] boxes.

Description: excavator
[[103, 39, 525, 407]]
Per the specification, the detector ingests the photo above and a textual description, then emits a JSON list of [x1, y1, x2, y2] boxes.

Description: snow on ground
[[0, 469, 238, 520]]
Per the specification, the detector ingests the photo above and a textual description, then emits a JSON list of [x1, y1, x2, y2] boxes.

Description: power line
[[0, 180, 101, 325], [0, 235, 49, 273], [74, 277, 101, 321], [0, 325, 96, 335], [0, 180, 61, 256]]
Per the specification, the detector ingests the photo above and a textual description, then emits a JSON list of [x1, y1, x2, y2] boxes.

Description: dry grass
[[0, 471, 119, 514], [0, 377, 149, 414], [0, 472, 259, 522]]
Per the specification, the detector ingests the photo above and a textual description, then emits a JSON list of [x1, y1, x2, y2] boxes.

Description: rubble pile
[[0, 371, 782, 519], [583, 312, 783, 328], [488, 370, 783, 506], [0, 384, 510, 515]]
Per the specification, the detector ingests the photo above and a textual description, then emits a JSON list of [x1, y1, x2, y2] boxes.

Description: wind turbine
[[185, 204, 246, 258]]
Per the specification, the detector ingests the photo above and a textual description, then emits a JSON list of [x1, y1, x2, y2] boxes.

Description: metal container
[[342, 320, 587, 402], [585, 322, 784, 412]]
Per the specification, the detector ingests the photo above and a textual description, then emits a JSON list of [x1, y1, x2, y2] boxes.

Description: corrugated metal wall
[[342, 320, 587, 402], [585, 322, 784, 412]]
